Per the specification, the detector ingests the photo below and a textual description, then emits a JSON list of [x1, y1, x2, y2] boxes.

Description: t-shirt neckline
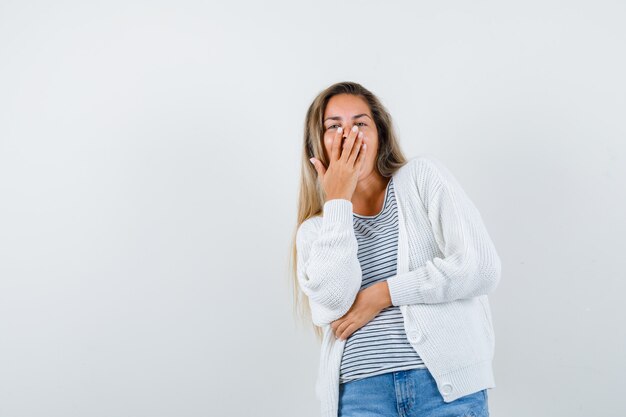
[[353, 177, 393, 219]]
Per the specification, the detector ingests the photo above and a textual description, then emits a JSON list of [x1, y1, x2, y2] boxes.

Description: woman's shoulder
[[407, 153, 446, 173], [395, 153, 450, 191]]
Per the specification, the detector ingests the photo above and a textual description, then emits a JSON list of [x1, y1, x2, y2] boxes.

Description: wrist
[[325, 195, 352, 202], [376, 281, 393, 310]]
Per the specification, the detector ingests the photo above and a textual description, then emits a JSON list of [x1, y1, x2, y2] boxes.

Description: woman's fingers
[[348, 131, 364, 166], [309, 157, 326, 180], [330, 126, 344, 161], [356, 137, 366, 171], [340, 125, 359, 163], [322, 125, 363, 201]]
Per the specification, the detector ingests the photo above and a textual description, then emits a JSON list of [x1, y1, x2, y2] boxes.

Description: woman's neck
[[351, 171, 390, 216]]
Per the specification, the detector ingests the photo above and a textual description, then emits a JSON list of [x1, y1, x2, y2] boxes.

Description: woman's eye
[[327, 122, 366, 130]]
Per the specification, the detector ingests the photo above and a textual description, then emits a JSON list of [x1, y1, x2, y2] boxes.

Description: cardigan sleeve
[[296, 199, 363, 327], [386, 157, 502, 305]]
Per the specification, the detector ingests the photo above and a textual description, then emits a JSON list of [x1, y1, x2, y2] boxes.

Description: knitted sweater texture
[[295, 154, 502, 417]]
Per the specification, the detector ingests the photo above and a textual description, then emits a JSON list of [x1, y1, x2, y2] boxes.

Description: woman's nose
[[342, 124, 353, 139]]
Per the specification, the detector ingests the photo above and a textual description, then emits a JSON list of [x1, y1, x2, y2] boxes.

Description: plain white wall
[[1, 1, 624, 416]]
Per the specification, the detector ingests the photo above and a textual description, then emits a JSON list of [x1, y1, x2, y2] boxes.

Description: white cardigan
[[296, 154, 502, 417]]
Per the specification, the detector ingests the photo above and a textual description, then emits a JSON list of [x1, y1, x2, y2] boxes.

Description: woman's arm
[[385, 157, 502, 305], [296, 199, 363, 326]]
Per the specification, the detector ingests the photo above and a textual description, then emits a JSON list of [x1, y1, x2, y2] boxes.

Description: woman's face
[[322, 93, 378, 179]]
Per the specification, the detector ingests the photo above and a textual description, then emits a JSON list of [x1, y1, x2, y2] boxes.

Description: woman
[[291, 81, 501, 417]]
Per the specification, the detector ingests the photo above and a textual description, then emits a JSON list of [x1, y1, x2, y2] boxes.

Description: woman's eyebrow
[[323, 113, 372, 122]]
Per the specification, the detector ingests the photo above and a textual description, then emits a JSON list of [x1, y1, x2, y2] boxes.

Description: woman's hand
[[331, 281, 393, 341], [309, 125, 367, 202]]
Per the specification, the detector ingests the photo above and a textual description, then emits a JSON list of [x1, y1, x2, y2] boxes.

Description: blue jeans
[[338, 368, 489, 417]]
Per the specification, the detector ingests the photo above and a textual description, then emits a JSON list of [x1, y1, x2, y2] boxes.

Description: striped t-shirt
[[339, 176, 427, 384]]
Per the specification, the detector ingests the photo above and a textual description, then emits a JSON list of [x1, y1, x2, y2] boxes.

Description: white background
[[1, 1, 624, 416]]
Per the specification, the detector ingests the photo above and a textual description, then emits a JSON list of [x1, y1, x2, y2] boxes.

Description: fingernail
[[337, 127, 343, 133], [309, 158, 315, 165], [352, 125, 358, 132]]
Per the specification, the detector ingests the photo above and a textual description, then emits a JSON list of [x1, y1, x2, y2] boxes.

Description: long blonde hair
[[289, 81, 409, 342]]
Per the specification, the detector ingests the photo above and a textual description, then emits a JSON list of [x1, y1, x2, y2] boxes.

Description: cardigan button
[[441, 383, 453, 395], [408, 329, 422, 343]]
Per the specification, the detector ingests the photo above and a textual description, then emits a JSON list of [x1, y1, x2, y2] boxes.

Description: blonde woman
[[291, 81, 501, 417]]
